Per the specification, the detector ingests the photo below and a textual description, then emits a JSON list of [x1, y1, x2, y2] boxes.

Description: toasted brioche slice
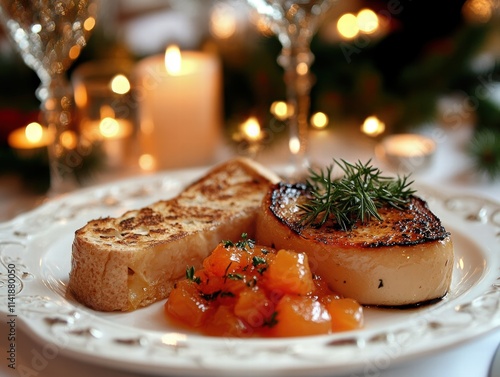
[[256, 182, 454, 307], [69, 158, 280, 311]]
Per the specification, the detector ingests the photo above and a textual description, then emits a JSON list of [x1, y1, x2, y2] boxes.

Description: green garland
[[468, 129, 500, 180]]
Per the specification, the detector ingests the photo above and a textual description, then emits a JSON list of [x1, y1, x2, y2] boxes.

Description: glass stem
[[39, 73, 80, 195], [278, 39, 315, 177]]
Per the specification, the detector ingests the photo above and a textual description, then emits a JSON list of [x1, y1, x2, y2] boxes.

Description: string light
[[337, 13, 359, 39], [337, 9, 381, 40], [357, 9, 378, 34], [361, 115, 385, 137], [110, 74, 131, 94], [311, 112, 329, 129]]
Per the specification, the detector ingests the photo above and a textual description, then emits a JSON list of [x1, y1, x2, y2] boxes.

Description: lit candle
[[361, 115, 385, 137], [231, 116, 264, 158], [240, 116, 263, 142], [376, 133, 436, 172], [82, 116, 133, 168], [8, 122, 51, 158], [134, 45, 222, 170]]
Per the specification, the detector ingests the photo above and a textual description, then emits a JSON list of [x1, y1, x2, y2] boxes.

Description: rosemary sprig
[[298, 159, 415, 231]]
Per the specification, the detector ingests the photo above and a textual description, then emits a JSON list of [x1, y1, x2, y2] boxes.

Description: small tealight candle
[[8, 122, 51, 158], [376, 133, 436, 172]]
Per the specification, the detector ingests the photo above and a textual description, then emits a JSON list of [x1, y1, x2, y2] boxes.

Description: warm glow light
[[110, 74, 131, 94], [210, 3, 237, 39], [289, 136, 301, 155], [69, 45, 81, 60], [361, 115, 385, 136], [25, 122, 43, 143], [296, 62, 309, 75], [241, 116, 262, 141], [99, 117, 120, 138], [462, 0, 493, 22], [270, 101, 290, 120], [165, 45, 182, 75], [139, 153, 156, 171], [311, 112, 328, 129], [74, 82, 87, 107], [100, 105, 115, 119], [83, 16, 96, 31], [381, 134, 436, 157], [357, 9, 379, 34], [337, 13, 359, 39], [60, 130, 78, 149], [8, 122, 50, 149]]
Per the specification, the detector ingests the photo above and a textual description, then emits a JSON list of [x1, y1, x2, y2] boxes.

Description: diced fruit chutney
[[165, 235, 364, 337]]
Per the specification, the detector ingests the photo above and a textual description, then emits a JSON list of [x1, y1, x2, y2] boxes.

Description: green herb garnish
[[222, 234, 256, 251], [263, 311, 279, 328], [252, 256, 267, 267], [186, 266, 201, 284], [227, 273, 244, 280], [235, 233, 255, 250], [298, 159, 415, 231]]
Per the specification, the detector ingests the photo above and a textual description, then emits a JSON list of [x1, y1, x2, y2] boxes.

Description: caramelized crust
[[269, 182, 450, 248]]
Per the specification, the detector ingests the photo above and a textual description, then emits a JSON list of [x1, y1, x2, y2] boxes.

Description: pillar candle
[[134, 46, 222, 170]]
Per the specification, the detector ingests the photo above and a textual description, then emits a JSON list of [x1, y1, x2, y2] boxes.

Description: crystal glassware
[[245, 0, 334, 179], [0, 0, 98, 195]]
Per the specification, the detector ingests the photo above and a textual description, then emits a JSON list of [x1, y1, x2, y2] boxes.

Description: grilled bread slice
[[256, 182, 454, 307], [69, 158, 280, 312]]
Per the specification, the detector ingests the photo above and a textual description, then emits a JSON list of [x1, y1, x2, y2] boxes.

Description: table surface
[[1, 125, 499, 377]]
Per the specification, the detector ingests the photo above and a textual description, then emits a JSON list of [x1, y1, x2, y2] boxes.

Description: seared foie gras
[[255, 182, 454, 307]]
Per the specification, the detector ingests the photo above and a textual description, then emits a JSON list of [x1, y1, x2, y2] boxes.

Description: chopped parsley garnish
[[263, 311, 279, 328], [227, 273, 244, 280], [235, 233, 255, 250], [252, 256, 267, 267]]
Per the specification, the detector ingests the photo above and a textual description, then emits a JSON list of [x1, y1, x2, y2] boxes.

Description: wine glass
[[0, 0, 98, 195], [245, 0, 334, 179]]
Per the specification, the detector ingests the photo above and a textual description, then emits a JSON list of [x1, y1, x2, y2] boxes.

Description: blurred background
[[0, 0, 499, 218]]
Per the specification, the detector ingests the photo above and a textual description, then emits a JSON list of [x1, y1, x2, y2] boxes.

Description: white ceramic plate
[[1, 166, 499, 377]]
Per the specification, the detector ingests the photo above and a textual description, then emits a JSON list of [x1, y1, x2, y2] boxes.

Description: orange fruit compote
[[165, 235, 363, 337]]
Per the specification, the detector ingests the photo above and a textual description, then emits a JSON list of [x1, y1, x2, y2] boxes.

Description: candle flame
[[361, 115, 385, 137], [25, 122, 43, 143], [241, 116, 262, 141], [165, 45, 182, 75]]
